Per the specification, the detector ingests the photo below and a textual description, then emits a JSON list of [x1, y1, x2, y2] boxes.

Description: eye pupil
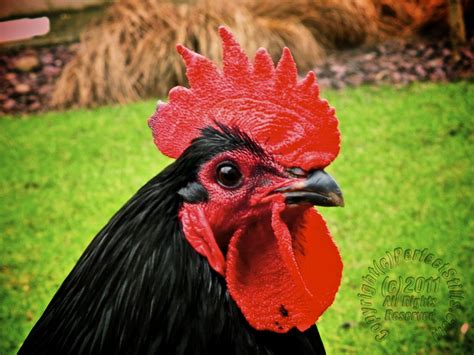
[[217, 163, 242, 188]]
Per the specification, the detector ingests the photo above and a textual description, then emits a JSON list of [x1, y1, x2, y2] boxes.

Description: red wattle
[[180, 204, 226, 275], [226, 201, 342, 333]]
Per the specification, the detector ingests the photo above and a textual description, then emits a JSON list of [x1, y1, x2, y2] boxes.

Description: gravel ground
[[1, 36, 473, 116], [315, 37, 474, 90], [0, 44, 77, 115]]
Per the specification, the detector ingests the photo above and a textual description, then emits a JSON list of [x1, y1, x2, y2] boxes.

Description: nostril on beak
[[287, 167, 307, 178], [277, 169, 344, 207]]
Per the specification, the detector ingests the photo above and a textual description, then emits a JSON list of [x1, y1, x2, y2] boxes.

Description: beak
[[276, 169, 344, 207]]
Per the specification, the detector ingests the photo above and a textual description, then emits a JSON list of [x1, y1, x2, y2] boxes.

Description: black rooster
[[20, 28, 343, 354]]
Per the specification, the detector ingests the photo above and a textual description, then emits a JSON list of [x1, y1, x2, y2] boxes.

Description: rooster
[[20, 27, 343, 354]]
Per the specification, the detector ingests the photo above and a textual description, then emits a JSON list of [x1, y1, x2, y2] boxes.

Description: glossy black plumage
[[19, 125, 326, 355]]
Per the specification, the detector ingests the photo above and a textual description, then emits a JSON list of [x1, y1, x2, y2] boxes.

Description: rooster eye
[[216, 162, 242, 188]]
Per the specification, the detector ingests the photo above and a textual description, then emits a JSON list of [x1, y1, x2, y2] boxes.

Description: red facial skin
[[179, 149, 342, 333], [195, 150, 291, 250]]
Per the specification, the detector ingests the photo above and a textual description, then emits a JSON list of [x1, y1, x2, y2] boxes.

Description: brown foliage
[[51, 0, 458, 108], [374, 0, 448, 37]]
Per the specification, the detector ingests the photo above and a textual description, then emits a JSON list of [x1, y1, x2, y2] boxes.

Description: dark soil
[[1, 37, 473, 116], [0, 44, 77, 115], [315, 37, 474, 90]]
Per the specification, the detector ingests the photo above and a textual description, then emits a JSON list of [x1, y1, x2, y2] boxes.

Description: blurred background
[[0, 0, 473, 354], [0, 0, 473, 113]]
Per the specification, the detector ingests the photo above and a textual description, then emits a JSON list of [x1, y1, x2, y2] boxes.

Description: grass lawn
[[1, 82, 473, 354]]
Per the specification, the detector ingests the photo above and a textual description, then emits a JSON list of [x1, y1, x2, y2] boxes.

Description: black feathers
[[178, 181, 208, 203], [19, 124, 325, 355], [200, 122, 269, 160]]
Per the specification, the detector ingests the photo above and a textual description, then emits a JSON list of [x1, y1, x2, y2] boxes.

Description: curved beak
[[276, 170, 344, 207]]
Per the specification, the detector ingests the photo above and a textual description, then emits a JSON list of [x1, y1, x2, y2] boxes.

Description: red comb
[[149, 26, 340, 170]]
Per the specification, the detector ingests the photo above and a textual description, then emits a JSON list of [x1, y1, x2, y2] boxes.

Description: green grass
[[0, 82, 473, 354]]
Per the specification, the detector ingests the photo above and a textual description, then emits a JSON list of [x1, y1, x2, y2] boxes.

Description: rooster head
[[149, 27, 343, 334]]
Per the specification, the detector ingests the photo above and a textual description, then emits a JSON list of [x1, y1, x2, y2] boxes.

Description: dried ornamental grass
[[52, 0, 460, 108]]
